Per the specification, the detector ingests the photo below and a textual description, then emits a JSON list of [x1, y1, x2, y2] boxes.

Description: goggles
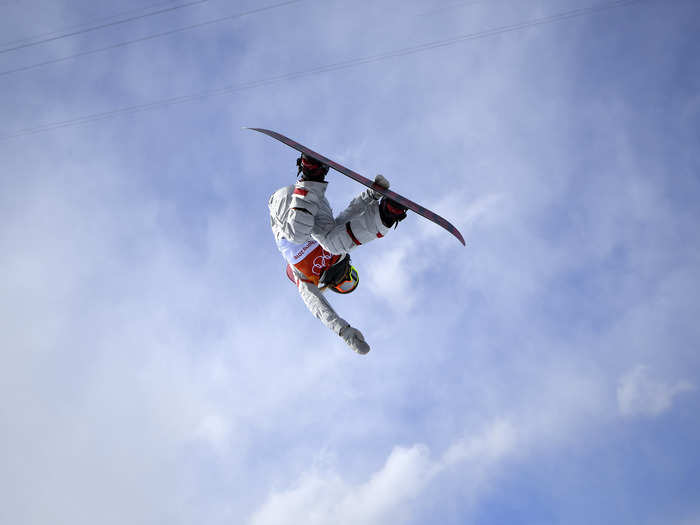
[[332, 265, 359, 294], [319, 256, 359, 294]]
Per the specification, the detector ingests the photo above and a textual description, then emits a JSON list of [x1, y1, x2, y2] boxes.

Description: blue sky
[[1, 0, 699, 523]]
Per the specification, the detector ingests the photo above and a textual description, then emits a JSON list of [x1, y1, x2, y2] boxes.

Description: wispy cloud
[[617, 365, 696, 418], [248, 420, 516, 525]]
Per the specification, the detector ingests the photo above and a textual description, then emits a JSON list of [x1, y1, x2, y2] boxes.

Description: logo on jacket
[[294, 240, 316, 260], [312, 249, 333, 275]]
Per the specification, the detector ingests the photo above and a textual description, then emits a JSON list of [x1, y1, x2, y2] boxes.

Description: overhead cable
[[0, 0, 302, 77], [0, 0, 209, 54], [0, 0, 644, 141], [1, 1, 187, 48]]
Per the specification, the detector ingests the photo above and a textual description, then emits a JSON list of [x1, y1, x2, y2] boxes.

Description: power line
[[0, 0, 204, 49], [0, 0, 209, 54], [0, 0, 302, 77], [0, 0, 644, 141]]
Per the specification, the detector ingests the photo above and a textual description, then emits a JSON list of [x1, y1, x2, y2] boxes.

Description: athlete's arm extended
[[333, 188, 378, 224], [334, 175, 388, 224], [296, 280, 349, 336]]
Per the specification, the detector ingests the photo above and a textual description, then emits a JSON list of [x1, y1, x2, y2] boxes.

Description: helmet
[[297, 153, 329, 181], [319, 255, 359, 294]]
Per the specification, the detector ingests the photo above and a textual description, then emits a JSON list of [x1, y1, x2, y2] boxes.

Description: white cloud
[[440, 419, 516, 469], [247, 420, 517, 525], [364, 239, 415, 311], [617, 365, 696, 417]]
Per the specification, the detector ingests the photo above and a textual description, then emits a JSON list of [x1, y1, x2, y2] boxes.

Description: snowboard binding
[[379, 197, 408, 228]]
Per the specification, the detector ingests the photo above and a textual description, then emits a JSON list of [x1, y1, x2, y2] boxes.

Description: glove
[[369, 174, 390, 200], [374, 174, 390, 189], [340, 325, 370, 355]]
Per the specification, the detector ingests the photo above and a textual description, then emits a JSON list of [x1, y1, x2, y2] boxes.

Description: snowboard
[[246, 127, 465, 246]]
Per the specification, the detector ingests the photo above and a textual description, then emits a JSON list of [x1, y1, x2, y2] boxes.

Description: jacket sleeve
[[269, 181, 327, 244], [297, 280, 349, 336], [334, 188, 380, 224], [312, 195, 389, 254]]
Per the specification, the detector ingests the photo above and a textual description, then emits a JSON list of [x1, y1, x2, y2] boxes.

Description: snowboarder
[[268, 153, 408, 355]]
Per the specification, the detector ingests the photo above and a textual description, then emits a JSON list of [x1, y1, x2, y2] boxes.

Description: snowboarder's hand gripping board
[[247, 128, 465, 246]]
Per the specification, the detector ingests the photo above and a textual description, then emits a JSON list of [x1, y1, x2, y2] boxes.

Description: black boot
[[379, 197, 408, 228]]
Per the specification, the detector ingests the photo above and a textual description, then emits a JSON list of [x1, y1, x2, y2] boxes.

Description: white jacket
[[269, 179, 390, 335]]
